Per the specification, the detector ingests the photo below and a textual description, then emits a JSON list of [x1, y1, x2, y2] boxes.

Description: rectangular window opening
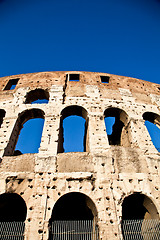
[[4, 78, 19, 90], [100, 76, 110, 84], [69, 74, 80, 81]]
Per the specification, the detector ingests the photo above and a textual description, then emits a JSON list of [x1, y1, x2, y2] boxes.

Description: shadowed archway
[[49, 192, 98, 240], [0, 193, 27, 239], [122, 193, 159, 240]]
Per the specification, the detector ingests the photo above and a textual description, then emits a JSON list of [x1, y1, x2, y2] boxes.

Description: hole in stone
[[4, 78, 19, 90], [100, 76, 110, 83], [67, 74, 80, 82]]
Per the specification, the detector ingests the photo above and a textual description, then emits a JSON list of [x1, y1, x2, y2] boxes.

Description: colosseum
[[0, 71, 160, 240]]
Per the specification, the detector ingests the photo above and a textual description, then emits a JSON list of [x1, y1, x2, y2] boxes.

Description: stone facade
[[0, 71, 160, 239]]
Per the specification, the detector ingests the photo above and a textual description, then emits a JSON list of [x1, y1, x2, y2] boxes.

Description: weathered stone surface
[[0, 71, 160, 239]]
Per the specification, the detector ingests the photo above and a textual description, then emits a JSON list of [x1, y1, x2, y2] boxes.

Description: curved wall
[[0, 71, 160, 239]]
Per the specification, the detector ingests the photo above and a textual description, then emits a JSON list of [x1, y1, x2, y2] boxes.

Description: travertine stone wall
[[0, 71, 160, 239]]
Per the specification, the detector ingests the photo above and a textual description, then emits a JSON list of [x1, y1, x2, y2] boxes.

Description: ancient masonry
[[0, 71, 160, 240]]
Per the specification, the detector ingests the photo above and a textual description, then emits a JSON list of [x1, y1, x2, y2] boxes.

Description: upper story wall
[[0, 71, 160, 174], [0, 71, 160, 97]]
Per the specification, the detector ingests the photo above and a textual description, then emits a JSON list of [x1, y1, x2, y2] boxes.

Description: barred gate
[[122, 219, 160, 240], [0, 222, 25, 240], [49, 220, 99, 240]]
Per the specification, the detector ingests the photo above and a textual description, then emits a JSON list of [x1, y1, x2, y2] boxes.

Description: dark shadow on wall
[[0, 109, 5, 127]]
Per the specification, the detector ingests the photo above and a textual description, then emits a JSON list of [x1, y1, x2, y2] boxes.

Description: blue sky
[[1, 0, 160, 153], [0, 0, 160, 83]]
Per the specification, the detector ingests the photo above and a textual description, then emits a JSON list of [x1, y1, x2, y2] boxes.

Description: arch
[[0, 193, 27, 221], [61, 105, 88, 120], [122, 193, 159, 239], [0, 193, 27, 239], [122, 193, 159, 220], [57, 105, 88, 153], [104, 107, 129, 146], [49, 192, 98, 240], [143, 112, 160, 124], [50, 192, 97, 221], [4, 108, 45, 156], [25, 88, 49, 104], [143, 112, 160, 151]]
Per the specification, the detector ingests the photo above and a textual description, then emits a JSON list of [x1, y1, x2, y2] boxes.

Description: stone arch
[[122, 192, 159, 220], [143, 111, 160, 151], [25, 88, 49, 104], [122, 193, 159, 239], [50, 192, 97, 221], [104, 107, 129, 146], [57, 105, 89, 153], [0, 192, 27, 221], [143, 112, 160, 124], [0, 193, 27, 239], [4, 108, 45, 156], [49, 192, 98, 240]]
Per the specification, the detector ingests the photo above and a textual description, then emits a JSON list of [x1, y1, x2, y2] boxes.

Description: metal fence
[[0, 219, 160, 240], [122, 219, 160, 240], [49, 220, 99, 240], [0, 222, 25, 240]]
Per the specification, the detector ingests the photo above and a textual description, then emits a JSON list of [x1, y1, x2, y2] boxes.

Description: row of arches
[[0, 191, 158, 239], [1, 106, 160, 155]]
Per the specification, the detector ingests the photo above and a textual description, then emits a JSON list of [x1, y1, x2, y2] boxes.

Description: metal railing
[[122, 219, 160, 240], [49, 220, 99, 240], [0, 219, 159, 240], [0, 222, 25, 240]]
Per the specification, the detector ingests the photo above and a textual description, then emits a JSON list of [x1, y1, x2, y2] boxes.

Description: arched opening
[[4, 109, 45, 156], [25, 89, 49, 104], [143, 112, 160, 152], [14, 118, 45, 154], [104, 108, 129, 146], [50, 192, 95, 221], [57, 106, 88, 153], [0, 193, 27, 239], [122, 193, 160, 239], [49, 192, 98, 240]]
